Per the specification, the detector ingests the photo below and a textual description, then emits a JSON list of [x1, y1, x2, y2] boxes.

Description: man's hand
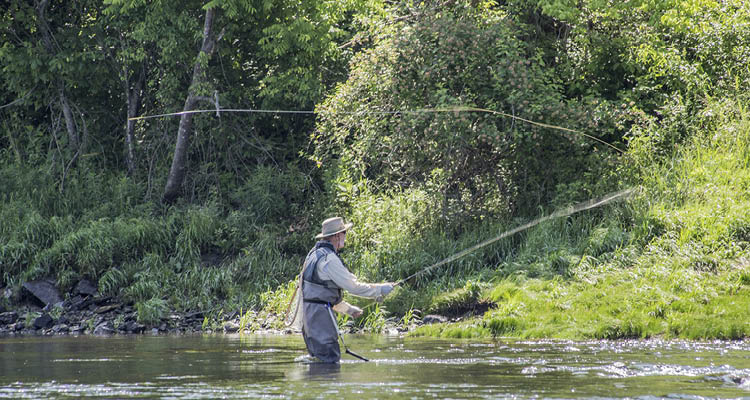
[[375, 283, 396, 303], [381, 283, 395, 296], [351, 309, 363, 318]]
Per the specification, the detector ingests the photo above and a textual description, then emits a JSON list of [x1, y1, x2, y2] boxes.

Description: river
[[1, 334, 749, 399]]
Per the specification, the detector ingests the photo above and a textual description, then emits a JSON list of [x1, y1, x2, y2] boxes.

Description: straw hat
[[315, 217, 353, 239]]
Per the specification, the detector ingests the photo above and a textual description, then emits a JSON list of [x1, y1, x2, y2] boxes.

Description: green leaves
[[314, 5, 602, 221]]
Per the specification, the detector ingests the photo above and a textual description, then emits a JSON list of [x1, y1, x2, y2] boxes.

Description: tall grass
[[0, 163, 315, 326]]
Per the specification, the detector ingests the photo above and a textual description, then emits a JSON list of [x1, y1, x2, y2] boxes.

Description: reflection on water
[[1, 334, 750, 399]]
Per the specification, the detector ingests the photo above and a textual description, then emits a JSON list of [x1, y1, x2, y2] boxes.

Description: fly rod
[[394, 187, 635, 286], [327, 302, 369, 362]]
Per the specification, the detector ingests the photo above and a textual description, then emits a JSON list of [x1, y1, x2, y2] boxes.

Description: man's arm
[[332, 301, 362, 318], [319, 255, 390, 298]]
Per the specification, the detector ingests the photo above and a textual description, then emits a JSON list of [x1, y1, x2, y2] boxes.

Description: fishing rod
[[327, 303, 369, 362], [394, 187, 635, 287]]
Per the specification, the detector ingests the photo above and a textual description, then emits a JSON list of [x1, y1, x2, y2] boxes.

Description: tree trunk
[[59, 87, 79, 150], [36, 0, 79, 153], [163, 7, 221, 203], [125, 65, 145, 175]]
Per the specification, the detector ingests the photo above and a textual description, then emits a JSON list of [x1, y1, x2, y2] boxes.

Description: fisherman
[[299, 217, 394, 363]]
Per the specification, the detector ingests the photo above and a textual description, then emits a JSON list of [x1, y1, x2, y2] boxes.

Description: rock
[[94, 304, 121, 314], [423, 314, 448, 324], [66, 295, 90, 311], [33, 313, 55, 330], [93, 321, 115, 335], [2, 287, 13, 302], [43, 301, 64, 313], [22, 279, 63, 306], [223, 322, 239, 333], [52, 324, 69, 333], [185, 311, 204, 320], [70, 325, 84, 334], [124, 320, 145, 334], [74, 279, 98, 297], [93, 296, 112, 306], [0, 311, 19, 325], [151, 328, 159, 335]]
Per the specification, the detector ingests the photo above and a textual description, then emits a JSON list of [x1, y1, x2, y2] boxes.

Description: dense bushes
[[313, 5, 621, 224]]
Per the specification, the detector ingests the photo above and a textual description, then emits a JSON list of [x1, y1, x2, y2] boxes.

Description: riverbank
[[0, 301, 449, 338], [0, 278, 460, 337]]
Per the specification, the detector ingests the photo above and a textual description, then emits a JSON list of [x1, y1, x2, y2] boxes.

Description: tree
[[162, 6, 224, 203]]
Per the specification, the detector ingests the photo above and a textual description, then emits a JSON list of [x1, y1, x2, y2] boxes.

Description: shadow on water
[[2, 334, 750, 399]]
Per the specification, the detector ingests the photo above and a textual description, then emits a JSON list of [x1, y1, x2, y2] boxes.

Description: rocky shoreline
[[0, 278, 449, 337]]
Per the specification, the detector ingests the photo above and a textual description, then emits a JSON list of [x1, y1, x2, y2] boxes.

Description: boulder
[[52, 324, 69, 333], [223, 322, 239, 333], [0, 311, 19, 325], [124, 320, 145, 334], [22, 279, 63, 306], [33, 313, 55, 330], [74, 279, 98, 297], [93, 321, 115, 335]]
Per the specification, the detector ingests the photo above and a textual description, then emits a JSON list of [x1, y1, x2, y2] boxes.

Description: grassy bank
[[407, 98, 750, 340], [2, 97, 748, 339], [0, 165, 316, 324]]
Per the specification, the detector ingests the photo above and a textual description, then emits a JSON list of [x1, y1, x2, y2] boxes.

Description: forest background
[[1, 0, 749, 339]]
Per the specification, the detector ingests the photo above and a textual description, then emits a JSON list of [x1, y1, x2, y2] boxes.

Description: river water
[[1, 334, 749, 399]]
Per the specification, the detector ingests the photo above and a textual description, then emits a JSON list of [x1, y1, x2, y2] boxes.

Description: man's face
[[335, 230, 347, 250]]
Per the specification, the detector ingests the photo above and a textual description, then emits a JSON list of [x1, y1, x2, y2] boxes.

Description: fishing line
[[394, 187, 635, 286], [128, 106, 625, 153]]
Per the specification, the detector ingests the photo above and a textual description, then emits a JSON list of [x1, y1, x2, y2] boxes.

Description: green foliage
[[260, 280, 298, 316], [414, 96, 750, 340], [175, 205, 221, 264], [2, 0, 749, 343], [136, 297, 169, 326], [358, 303, 387, 333], [0, 163, 312, 316], [428, 280, 486, 316], [314, 4, 616, 223]]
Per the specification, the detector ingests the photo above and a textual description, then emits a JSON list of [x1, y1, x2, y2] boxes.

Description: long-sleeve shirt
[[316, 249, 390, 317]]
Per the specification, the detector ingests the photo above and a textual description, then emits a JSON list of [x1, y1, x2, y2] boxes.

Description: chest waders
[[301, 241, 368, 362]]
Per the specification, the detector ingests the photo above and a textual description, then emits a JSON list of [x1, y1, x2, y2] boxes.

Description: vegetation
[[1, 0, 749, 339]]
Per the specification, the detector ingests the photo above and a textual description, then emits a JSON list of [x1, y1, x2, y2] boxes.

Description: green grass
[[2, 94, 748, 336], [410, 97, 750, 340], [0, 164, 314, 326]]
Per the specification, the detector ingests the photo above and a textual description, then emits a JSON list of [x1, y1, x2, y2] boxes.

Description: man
[[299, 216, 394, 363]]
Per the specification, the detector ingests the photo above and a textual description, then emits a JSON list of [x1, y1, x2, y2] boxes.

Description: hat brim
[[315, 222, 353, 239]]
